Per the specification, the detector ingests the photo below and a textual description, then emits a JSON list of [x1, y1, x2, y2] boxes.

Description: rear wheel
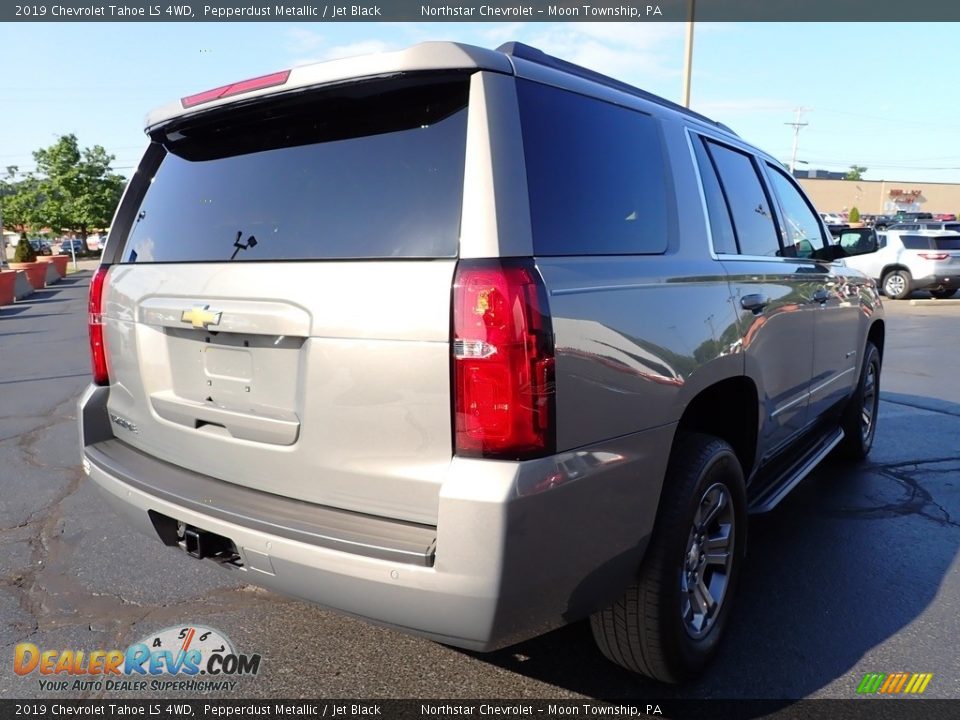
[[590, 433, 746, 683], [881, 270, 912, 300], [930, 287, 957, 299], [837, 341, 881, 460]]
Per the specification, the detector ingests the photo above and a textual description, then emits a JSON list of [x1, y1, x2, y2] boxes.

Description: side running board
[[749, 427, 844, 513]]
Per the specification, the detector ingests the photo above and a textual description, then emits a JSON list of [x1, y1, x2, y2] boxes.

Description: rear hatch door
[[102, 74, 471, 525]]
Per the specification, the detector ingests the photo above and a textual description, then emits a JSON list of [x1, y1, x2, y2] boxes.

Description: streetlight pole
[[682, 0, 696, 108]]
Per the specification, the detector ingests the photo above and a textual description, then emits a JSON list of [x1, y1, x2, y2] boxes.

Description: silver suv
[[838, 228, 960, 299], [79, 41, 885, 683]]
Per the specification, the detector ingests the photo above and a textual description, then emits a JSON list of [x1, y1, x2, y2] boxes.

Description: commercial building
[[797, 178, 960, 215]]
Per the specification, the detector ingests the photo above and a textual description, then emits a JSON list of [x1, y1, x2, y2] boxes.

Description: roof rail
[[496, 41, 738, 137]]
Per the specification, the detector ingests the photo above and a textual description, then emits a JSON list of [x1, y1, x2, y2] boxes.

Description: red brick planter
[[8, 262, 47, 290], [0, 270, 16, 306], [38, 255, 69, 278]]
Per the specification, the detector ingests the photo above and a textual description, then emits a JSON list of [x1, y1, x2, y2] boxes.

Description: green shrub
[[13, 236, 36, 263], [848, 207, 860, 223]]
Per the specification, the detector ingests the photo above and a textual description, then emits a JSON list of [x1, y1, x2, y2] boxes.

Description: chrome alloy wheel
[[884, 274, 906, 297]]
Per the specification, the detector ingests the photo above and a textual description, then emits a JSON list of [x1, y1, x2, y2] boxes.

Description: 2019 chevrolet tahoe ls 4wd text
[[79, 41, 885, 683]]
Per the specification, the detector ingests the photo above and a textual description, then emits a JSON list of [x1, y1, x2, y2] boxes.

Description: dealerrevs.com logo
[[14, 625, 261, 693]]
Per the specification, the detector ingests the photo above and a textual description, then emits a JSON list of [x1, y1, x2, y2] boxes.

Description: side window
[[877, 233, 887, 249], [764, 164, 826, 259], [703, 140, 780, 258], [516, 80, 670, 255], [692, 137, 738, 254]]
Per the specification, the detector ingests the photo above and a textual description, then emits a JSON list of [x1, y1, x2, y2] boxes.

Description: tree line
[[1, 134, 126, 240]]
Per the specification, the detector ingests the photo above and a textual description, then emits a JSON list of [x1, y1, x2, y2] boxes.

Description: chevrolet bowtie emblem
[[181, 305, 222, 329]]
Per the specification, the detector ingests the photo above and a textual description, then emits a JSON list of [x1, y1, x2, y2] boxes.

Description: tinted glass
[[933, 236, 960, 250], [119, 77, 469, 263], [901, 235, 933, 250], [704, 141, 780, 257], [765, 164, 825, 259], [692, 138, 738, 254], [517, 80, 669, 255]]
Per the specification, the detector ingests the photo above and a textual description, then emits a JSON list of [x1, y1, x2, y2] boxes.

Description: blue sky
[[2, 21, 958, 183]]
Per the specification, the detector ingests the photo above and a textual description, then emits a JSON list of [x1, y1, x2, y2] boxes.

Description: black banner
[[0, 700, 958, 720], [5, 1, 960, 23]]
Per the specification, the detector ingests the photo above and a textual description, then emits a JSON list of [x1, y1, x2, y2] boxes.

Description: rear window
[[934, 236, 960, 250], [900, 234, 960, 250], [118, 76, 470, 263], [516, 79, 670, 256]]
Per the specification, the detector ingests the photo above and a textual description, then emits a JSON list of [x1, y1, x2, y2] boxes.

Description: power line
[[786, 107, 811, 174]]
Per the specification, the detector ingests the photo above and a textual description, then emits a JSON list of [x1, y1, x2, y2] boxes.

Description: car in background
[[865, 214, 896, 230], [893, 211, 933, 223], [933, 213, 956, 221], [58, 238, 87, 256], [886, 220, 960, 233], [28, 238, 53, 256], [841, 229, 960, 299], [820, 212, 844, 225], [86, 234, 108, 253]]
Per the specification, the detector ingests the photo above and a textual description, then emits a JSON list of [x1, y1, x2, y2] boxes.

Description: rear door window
[[517, 80, 671, 256], [702, 139, 781, 258], [118, 76, 470, 263], [901, 235, 933, 250], [692, 138, 738, 255]]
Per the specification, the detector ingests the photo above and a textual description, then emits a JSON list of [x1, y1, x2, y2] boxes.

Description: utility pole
[[786, 107, 811, 174], [681, 0, 696, 108]]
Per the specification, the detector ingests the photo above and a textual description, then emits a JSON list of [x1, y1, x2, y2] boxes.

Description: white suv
[[839, 228, 960, 299]]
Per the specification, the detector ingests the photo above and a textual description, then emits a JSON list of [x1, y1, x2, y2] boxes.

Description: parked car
[[28, 238, 53, 256], [58, 238, 87, 256], [820, 212, 844, 224], [86, 233, 108, 252], [933, 213, 956, 221], [78, 40, 885, 684], [866, 214, 896, 230], [885, 220, 960, 233], [893, 211, 933, 222], [840, 229, 960, 299]]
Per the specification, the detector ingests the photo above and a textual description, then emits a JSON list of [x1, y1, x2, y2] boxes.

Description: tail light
[[452, 259, 555, 460], [918, 252, 949, 260], [88, 265, 109, 386]]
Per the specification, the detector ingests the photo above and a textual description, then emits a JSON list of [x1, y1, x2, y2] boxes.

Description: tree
[[0, 135, 125, 239], [845, 165, 867, 181], [848, 207, 860, 223], [13, 236, 36, 263]]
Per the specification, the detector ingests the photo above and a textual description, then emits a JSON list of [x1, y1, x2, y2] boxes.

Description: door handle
[[811, 288, 831, 304], [740, 294, 770, 313]]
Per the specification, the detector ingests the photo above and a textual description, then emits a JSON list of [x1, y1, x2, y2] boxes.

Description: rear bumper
[[912, 273, 958, 290], [79, 385, 673, 651]]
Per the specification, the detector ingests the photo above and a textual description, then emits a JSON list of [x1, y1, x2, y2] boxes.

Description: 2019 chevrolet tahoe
[[79, 41, 885, 683]]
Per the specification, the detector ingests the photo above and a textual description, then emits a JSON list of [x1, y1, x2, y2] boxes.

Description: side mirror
[[838, 231, 878, 257]]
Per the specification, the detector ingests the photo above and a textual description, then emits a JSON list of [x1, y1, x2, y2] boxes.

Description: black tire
[[881, 270, 912, 300], [836, 341, 881, 460], [590, 433, 747, 683], [930, 288, 957, 299]]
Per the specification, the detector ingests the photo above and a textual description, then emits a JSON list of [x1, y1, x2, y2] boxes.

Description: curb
[[908, 299, 960, 306]]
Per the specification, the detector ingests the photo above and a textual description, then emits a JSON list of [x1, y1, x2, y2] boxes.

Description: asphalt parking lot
[[0, 271, 957, 702]]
